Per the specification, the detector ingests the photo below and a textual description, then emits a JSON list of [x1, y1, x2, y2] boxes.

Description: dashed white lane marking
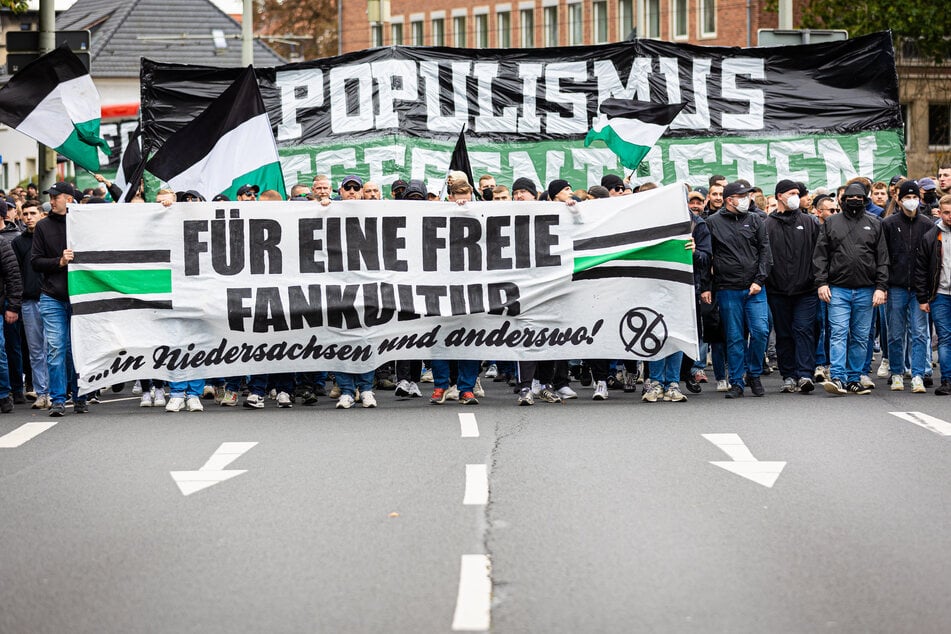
[[463, 464, 489, 505], [890, 412, 951, 436], [451, 554, 492, 631], [459, 413, 479, 438], [702, 433, 787, 488], [0, 422, 58, 448]]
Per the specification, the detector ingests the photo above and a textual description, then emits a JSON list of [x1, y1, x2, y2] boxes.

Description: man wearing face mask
[[919, 178, 940, 217], [701, 181, 772, 399], [881, 180, 937, 393], [813, 182, 889, 395], [765, 180, 821, 394]]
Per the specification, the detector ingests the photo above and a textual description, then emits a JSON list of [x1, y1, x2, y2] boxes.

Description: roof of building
[[54, 0, 284, 78]]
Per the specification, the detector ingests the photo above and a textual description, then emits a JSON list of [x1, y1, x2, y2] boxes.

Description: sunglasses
[[343, 183, 362, 191], [611, 185, 624, 192]]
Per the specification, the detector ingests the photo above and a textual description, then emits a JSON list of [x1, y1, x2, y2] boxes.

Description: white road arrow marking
[[170, 442, 258, 496], [890, 411, 951, 436], [702, 433, 786, 488]]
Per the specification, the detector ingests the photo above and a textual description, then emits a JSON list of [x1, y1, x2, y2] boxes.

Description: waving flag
[[585, 99, 686, 170], [145, 66, 286, 200], [0, 45, 110, 172]]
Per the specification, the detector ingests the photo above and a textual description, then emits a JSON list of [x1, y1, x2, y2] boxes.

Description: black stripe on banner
[[72, 250, 172, 264], [572, 266, 694, 285], [72, 298, 174, 316], [573, 221, 692, 251], [145, 65, 267, 181], [0, 45, 87, 128]]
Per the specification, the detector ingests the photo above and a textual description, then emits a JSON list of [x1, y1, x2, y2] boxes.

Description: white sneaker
[[890, 374, 904, 391], [220, 390, 239, 406], [877, 358, 890, 378], [911, 375, 926, 393], [420, 369, 434, 383], [485, 364, 498, 378], [716, 379, 730, 392], [165, 397, 185, 412], [186, 396, 204, 412], [473, 378, 485, 398], [244, 394, 265, 409], [592, 380, 608, 400], [277, 391, 293, 408], [557, 386, 578, 400], [859, 375, 876, 390], [361, 390, 377, 408], [32, 394, 50, 409], [665, 384, 687, 402], [202, 385, 215, 399], [153, 389, 166, 407], [139, 391, 153, 407], [407, 381, 422, 397], [268, 388, 277, 400], [132, 380, 143, 396], [336, 394, 355, 409], [531, 379, 542, 396], [445, 385, 460, 400], [394, 379, 413, 397]]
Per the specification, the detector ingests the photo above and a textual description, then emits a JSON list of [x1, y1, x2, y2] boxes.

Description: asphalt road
[[1, 371, 950, 634]]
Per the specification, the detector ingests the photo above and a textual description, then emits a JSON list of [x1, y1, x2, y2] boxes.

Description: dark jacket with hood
[[765, 207, 820, 295], [30, 211, 70, 302], [0, 238, 23, 313], [813, 184, 889, 291], [882, 206, 937, 290], [705, 206, 772, 291]]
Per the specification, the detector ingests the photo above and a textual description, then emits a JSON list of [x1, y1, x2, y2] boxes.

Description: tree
[[255, 0, 337, 62], [1, 0, 29, 12], [799, 0, 951, 63]]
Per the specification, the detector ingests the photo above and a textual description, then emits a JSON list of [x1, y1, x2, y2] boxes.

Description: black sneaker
[[579, 367, 592, 387], [749, 376, 765, 397], [823, 379, 848, 395], [0, 395, 13, 413], [935, 381, 951, 396], [924, 376, 934, 388], [49, 402, 66, 417], [797, 377, 815, 394], [846, 381, 871, 395], [300, 389, 319, 405], [725, 384, 744, 399], [684, 376, 702, 394], [74, 401, 89, 414], [12, 392, 26, 405]]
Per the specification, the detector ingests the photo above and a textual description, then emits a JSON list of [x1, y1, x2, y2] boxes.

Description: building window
[[672, 0, 688, 38], [593, 1, 608, 44], [618, 0, 634, 40], [699, 0, 716, 36], [497, 11, 511, 47], [453, 16, 467, 47], [432, 18, 445, 45], [475, 14, 489, 48], [645, 0, 660, 37], [520, 8, 535, 48], [928, 104, 951, 147], [371, 24, 383, 47], [544, 6, 558, 47], [392, 22, 404, 45], [411, 20, 424, 45], [568, 2, 583, 45]]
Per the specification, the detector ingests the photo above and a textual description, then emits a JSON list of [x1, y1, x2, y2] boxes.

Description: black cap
[[889, 175, 905, 186], [511, 177, 538, 198], [601, 174, 624, 190], [177, 190, 205, 202], [390, 179, 408, 197], [722, 181, 753, 198], [236, 184, 259, 196], [774, 179, 800, 197], [212, 194, 230, 202], [43, 182, 78, 198], [403, 179, 428, 200]]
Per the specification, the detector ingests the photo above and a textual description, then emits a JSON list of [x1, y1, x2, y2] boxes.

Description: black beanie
[[547, 179, 570, 200], [511, 177, 538, 198], [774, 179, 799, 196], [897, 180, 919, 200]]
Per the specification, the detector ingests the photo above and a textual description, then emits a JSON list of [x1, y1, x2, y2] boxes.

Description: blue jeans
[[0, 313, 9, 399], [21, 300, 48, 396], [38, 294, 81, 405], [336, 371, 374, 396], [716, 288, 770, 389], [432, 359, 480, 392], [225, 374, 267, 397], [649, 352, 684, 386], [168, 380, 204, 398], [815, 301, 830, 366], [930, 294, 951, 382], [886, 287, 930, 378], [3, 317, 22, 393], [828, 286, 875, 383]]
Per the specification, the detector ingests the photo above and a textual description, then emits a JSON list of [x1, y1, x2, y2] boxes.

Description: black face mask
[[843, 198, 865, 218], [924, 191, 937, 204]]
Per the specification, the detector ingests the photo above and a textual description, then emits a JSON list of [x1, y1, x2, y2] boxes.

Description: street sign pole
[[38, 0, 56, 193]]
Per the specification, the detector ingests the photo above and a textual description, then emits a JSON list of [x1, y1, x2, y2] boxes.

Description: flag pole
[[37, 0, 56, 194]]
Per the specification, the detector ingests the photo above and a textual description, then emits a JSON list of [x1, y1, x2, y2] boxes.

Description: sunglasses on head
[[343, 183, 362, 191]]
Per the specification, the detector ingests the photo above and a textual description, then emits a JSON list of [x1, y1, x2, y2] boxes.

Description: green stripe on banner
[[573, 240, 691, 274], [222, 161, 287, 200], [69, 269, 172, 296], [55, 124, 103, 172]]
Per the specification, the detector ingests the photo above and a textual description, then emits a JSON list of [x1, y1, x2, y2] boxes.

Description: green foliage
[[800, 0, 951, 63], [0, 0, 30, 13]]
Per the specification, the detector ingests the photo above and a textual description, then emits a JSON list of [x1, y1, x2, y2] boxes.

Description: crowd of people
[[1, 163, 950, 415]]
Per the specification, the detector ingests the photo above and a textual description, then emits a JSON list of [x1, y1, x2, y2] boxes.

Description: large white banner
[[68, 184, 698, 391]]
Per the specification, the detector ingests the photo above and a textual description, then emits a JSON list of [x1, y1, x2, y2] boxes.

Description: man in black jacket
[[813, 182, 889, 395], [766, 179, 821, 394], [0, 230, 22, 413], [12, 201, 49, 410], [882, 179, 937, 393], [31, 182, 87, 417], [701, 181, 772, 399]]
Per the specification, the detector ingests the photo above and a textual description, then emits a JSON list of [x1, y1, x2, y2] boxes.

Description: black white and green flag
[[0, 45, 110, 172], [585, 100, 687, 170], [145, 66, 286, 200]]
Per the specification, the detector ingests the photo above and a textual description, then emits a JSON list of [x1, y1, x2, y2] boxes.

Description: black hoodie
[[30, 212, 69, 301], [765, 207, 820, 295]]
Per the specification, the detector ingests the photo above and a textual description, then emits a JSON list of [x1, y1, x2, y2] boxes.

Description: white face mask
[[902, 198, 920, 213], [736, 196, 751, 212], [784, 194, 800, 210]]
